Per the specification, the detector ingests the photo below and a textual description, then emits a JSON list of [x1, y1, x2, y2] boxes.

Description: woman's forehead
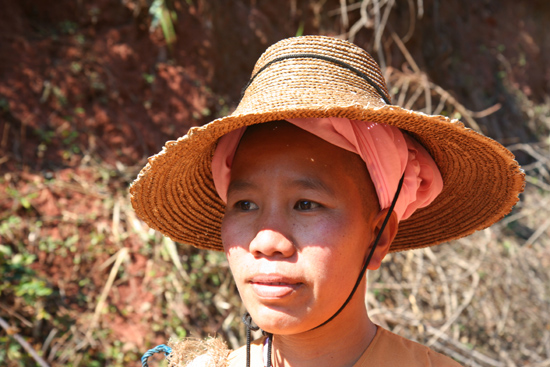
[[237, 121, 353, 166], [232, 121, 379, 211]]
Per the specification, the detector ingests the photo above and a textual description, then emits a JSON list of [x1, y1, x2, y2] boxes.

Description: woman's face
[[221, 122, 382, 335]]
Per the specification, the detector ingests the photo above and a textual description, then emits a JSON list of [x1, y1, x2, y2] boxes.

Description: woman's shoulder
[[355, 326, 463, 367]]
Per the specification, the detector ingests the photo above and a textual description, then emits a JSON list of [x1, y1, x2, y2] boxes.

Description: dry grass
[[369, 188, 550, 366]]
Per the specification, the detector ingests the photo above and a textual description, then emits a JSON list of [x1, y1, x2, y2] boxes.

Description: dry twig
[[0, 316, 51, 367]]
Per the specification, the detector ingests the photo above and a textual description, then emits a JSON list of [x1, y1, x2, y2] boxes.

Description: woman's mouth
[[248, 275, 301, 298]]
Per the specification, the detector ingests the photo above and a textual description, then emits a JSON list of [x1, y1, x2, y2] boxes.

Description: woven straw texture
[[130, 35, 525, 252], [166, 337, 229, 367]]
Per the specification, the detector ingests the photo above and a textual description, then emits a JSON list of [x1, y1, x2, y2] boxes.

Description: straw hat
[[130, 35, 524, 252]]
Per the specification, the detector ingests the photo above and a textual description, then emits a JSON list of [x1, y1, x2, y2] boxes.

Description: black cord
[[240, 53, 391, 105], [312, 173, 404, 330], [242, 312, 259, 367], [266, 333, 273, 367]]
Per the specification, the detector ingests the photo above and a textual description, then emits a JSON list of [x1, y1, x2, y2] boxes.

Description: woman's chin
[[250, 307, 318, 336]]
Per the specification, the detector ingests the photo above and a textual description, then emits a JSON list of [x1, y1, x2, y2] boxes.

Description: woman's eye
[[236, 200, 258, 211], [294, 200, 321, 211]]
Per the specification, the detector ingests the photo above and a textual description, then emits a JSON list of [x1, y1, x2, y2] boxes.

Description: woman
[[132, 36, 524, 366]]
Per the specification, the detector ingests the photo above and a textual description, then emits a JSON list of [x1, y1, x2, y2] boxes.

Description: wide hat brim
[[130, 36, 525, 252]]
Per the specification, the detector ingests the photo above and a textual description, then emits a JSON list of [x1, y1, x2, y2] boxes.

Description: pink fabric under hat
[[212, 117, 443, 221]]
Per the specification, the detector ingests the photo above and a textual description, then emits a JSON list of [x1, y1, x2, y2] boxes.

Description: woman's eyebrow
[[291, 178, 335, 195], [226, 180, 256, 196], [227, 178, 335, 196]]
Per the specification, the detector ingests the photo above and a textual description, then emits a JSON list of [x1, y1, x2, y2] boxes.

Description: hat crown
[[235, 36, 392, 116]]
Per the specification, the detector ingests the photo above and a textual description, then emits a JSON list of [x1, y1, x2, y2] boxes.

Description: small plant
[[58, 20, 78, 35], [143, 72, 155, 84], [5, 188, 38, 211], [149, 0, 177, 47], [0, 98, 9, 112], [0, 244, 53, 305]]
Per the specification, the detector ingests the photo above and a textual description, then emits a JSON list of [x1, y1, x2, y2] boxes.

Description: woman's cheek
[[222, 214, 249, 250], [297, 213, 347, 248], [222, 219, 249, 288], [302, 214, 363, 278], [225, 249, 249, 298]]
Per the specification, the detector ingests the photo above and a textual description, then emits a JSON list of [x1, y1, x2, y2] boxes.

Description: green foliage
[[0, 243, 53, 304], [53, 86, 68, 106], [58, 20, 78, 35], [149, 0, 177, 47], [70, 61, 82, 74], [0, 98, 9, 112], [143, 72, 155, 84], [0, 340, 24, 366], [5, 189, 38, 211], [295, 21, 305, 37]]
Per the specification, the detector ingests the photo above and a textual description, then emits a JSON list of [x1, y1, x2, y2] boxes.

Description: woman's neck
[[270, 300, 377, 367]]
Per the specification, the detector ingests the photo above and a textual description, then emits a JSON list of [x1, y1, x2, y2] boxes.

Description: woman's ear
[[366, 209, 399, 270]]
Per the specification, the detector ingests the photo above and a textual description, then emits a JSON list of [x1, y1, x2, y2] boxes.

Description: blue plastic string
[[141, 344, 172, 367]]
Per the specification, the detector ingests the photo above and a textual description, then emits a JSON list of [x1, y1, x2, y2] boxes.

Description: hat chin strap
[[242, 173, 405, 367]]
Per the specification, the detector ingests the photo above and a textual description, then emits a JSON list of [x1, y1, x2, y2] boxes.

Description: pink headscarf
[[211, 117, 443, 221]]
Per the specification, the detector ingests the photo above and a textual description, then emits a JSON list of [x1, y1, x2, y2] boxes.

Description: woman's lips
[[248, 275, 301, 298]]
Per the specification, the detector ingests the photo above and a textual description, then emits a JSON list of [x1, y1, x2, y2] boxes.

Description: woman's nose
[[249, 229, 296, 259]]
